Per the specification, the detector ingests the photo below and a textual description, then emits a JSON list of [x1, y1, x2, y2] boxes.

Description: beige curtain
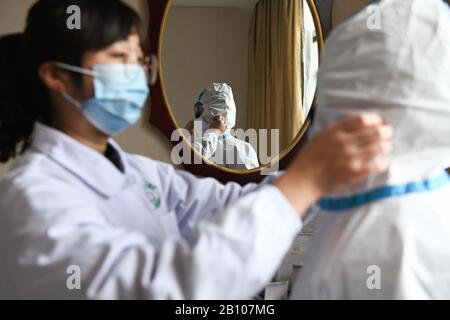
[[247, 0, 304, 155]]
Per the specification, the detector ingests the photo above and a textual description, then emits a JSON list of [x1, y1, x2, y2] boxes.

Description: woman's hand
[[274, 113, 394, 217]]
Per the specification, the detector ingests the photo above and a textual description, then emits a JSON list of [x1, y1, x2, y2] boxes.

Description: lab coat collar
[[31, 122, 129, 198]]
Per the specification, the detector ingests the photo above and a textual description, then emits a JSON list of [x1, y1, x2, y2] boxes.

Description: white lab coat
[[291, 0, 450, 300], [0, 122, 301, 299]]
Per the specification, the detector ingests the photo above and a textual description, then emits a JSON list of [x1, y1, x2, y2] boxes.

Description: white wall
[[161, 6, 252, 131], [0, 0, 173, 176]]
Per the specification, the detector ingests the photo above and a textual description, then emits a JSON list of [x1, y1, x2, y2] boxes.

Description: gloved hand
[[209, 115, 228, 133]]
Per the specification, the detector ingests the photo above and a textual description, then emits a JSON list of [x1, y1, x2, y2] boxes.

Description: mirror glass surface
[[162, 0, 320, 171]]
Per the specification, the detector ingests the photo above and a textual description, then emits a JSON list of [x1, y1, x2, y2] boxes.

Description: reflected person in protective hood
[[191, 83, 259, 170]]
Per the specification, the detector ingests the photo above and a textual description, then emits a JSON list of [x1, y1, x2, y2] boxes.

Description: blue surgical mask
[[54, 62, 150, 135]]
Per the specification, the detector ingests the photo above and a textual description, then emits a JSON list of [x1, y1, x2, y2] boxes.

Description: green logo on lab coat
[[144, 182, 161, 209]]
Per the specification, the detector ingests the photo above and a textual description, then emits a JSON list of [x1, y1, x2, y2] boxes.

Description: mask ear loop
[[61, 92, 84, 110], [51, 62, 95, 111], [52, 62, 98, 77]]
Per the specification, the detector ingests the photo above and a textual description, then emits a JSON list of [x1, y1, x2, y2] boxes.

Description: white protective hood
[[196, 83, 237, 133], [312, 0, 450, 196]]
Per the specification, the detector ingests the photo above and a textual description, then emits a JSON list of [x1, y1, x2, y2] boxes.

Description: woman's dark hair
[[0, 0, 143, 163]]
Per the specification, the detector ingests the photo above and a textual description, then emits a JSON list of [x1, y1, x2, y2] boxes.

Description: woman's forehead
[[108, 34, 142, 52]]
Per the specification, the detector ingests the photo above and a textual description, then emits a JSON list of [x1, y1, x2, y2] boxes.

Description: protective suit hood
[[312, 0, 450, 195], [196, 83, 237, 133]]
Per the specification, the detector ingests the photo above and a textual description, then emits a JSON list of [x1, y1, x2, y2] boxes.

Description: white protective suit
[[291, 0, 450, 299], [193, 83, 260, 170]]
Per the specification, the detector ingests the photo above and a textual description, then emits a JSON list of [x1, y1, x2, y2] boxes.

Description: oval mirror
[[152, 0, 323, 180]]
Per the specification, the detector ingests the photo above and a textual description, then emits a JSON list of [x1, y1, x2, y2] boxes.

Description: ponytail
[[0, 0, 142, 163], [0, 33, 37, 163]]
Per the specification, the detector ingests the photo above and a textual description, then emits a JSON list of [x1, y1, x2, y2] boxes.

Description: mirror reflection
[[162, 0, 320, 171]]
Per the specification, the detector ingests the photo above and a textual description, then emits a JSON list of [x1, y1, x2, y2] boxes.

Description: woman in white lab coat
[[0, 0, 393, 299]]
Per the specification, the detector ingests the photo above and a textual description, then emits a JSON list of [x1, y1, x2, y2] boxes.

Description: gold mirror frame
[[149, 0, 324, 184]]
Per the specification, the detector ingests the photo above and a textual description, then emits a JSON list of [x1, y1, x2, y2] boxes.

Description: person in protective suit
[[291, 0, 450, 300], [189, 83, 259, 170]]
